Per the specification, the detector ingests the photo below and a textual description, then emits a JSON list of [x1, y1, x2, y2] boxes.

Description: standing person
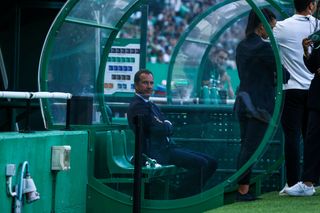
[[234, 8, 277, 201], [127, 69, 217, 197], [273, 0, 318, 194], [285, 35, 320, 196]]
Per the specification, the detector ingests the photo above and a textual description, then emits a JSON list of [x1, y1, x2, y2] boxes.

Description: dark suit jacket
[[127, 94, 173, 160], [304, 44, 320, 111], [235, 33, 276, 114]]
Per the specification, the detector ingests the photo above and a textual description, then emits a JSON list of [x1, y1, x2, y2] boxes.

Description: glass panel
[[47, 22, 112, 125], [103, 13, 142, 123], [171, 41, 208, 102], [68, 0, 133, 27], [171, 0, 272, 106], [188, 1, 249, 43]]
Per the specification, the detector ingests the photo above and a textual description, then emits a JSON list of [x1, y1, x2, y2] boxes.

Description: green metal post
[[139, 3, 148, 69]]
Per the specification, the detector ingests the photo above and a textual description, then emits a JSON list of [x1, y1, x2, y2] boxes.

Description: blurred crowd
[[119, 0, 246, 63]]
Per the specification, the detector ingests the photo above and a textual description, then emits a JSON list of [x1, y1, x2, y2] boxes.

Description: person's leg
[[285, 112, 319, 197], [237, 115, 249, 194], [168, 147, 216, 195], [188, 150, 217, 189], [301, 93, 309, 141], [281, 89, 308, 186], [237, 118, 268, 188], [302, 110, 320, 184], [189, 150, 217, 179]]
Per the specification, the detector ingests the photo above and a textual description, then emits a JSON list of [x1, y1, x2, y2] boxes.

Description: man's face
[[260, 18, 277, 39], [135, 73, 154, 99], [214, 51, 228, 67], [309, 1, 317, 15]]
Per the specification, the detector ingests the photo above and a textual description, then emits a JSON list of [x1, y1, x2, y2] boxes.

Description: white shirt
[[273, 14, 317, 90]]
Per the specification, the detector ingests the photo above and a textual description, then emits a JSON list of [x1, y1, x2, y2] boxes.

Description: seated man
[[202, 48, 235, 102], [127, 69, 217, 197]]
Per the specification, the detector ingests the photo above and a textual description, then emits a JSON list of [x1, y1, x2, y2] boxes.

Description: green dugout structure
[[1, 0, 295, 212]]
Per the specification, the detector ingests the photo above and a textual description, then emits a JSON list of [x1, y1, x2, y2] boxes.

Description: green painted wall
[[0, 131, 88, 213]]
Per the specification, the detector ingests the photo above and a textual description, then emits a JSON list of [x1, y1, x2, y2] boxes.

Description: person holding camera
[[284, 34, 320, 196], [273, 0, 318, 194]]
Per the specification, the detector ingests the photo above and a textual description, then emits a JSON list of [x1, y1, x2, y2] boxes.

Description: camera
[[308, 30, 320, 42]]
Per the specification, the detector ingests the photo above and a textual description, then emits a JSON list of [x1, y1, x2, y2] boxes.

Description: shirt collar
[[292, 14, 312, 21], [136, 93, 149, 102]]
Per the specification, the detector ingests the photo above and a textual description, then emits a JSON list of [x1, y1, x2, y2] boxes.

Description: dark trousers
[[281, 89, 309, 186], [169, 147, 217, 183], [302, 110, 320, 183], [154, 146, 217, 196], [237, 115, 268, 185]]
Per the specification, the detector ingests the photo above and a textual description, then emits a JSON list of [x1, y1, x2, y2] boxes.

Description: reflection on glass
[[45, 22, 112, 125], [171, 41, 207, 103], [201, 47, 236, 104], [68, 0, 132, 26]]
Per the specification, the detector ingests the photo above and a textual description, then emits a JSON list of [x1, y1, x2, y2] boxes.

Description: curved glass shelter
[[166, 0, 288, 194], [38, 0, 291, 212]]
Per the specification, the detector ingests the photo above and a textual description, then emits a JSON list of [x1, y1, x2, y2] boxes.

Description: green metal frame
[[166, 0, 289, 195], [38, 0, 145, 128]]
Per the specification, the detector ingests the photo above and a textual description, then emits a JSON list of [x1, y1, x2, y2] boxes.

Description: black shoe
[[236, 192, 257, 202]]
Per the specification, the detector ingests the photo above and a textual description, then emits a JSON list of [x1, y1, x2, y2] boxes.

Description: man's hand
[[302, 38, 313, 58]]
